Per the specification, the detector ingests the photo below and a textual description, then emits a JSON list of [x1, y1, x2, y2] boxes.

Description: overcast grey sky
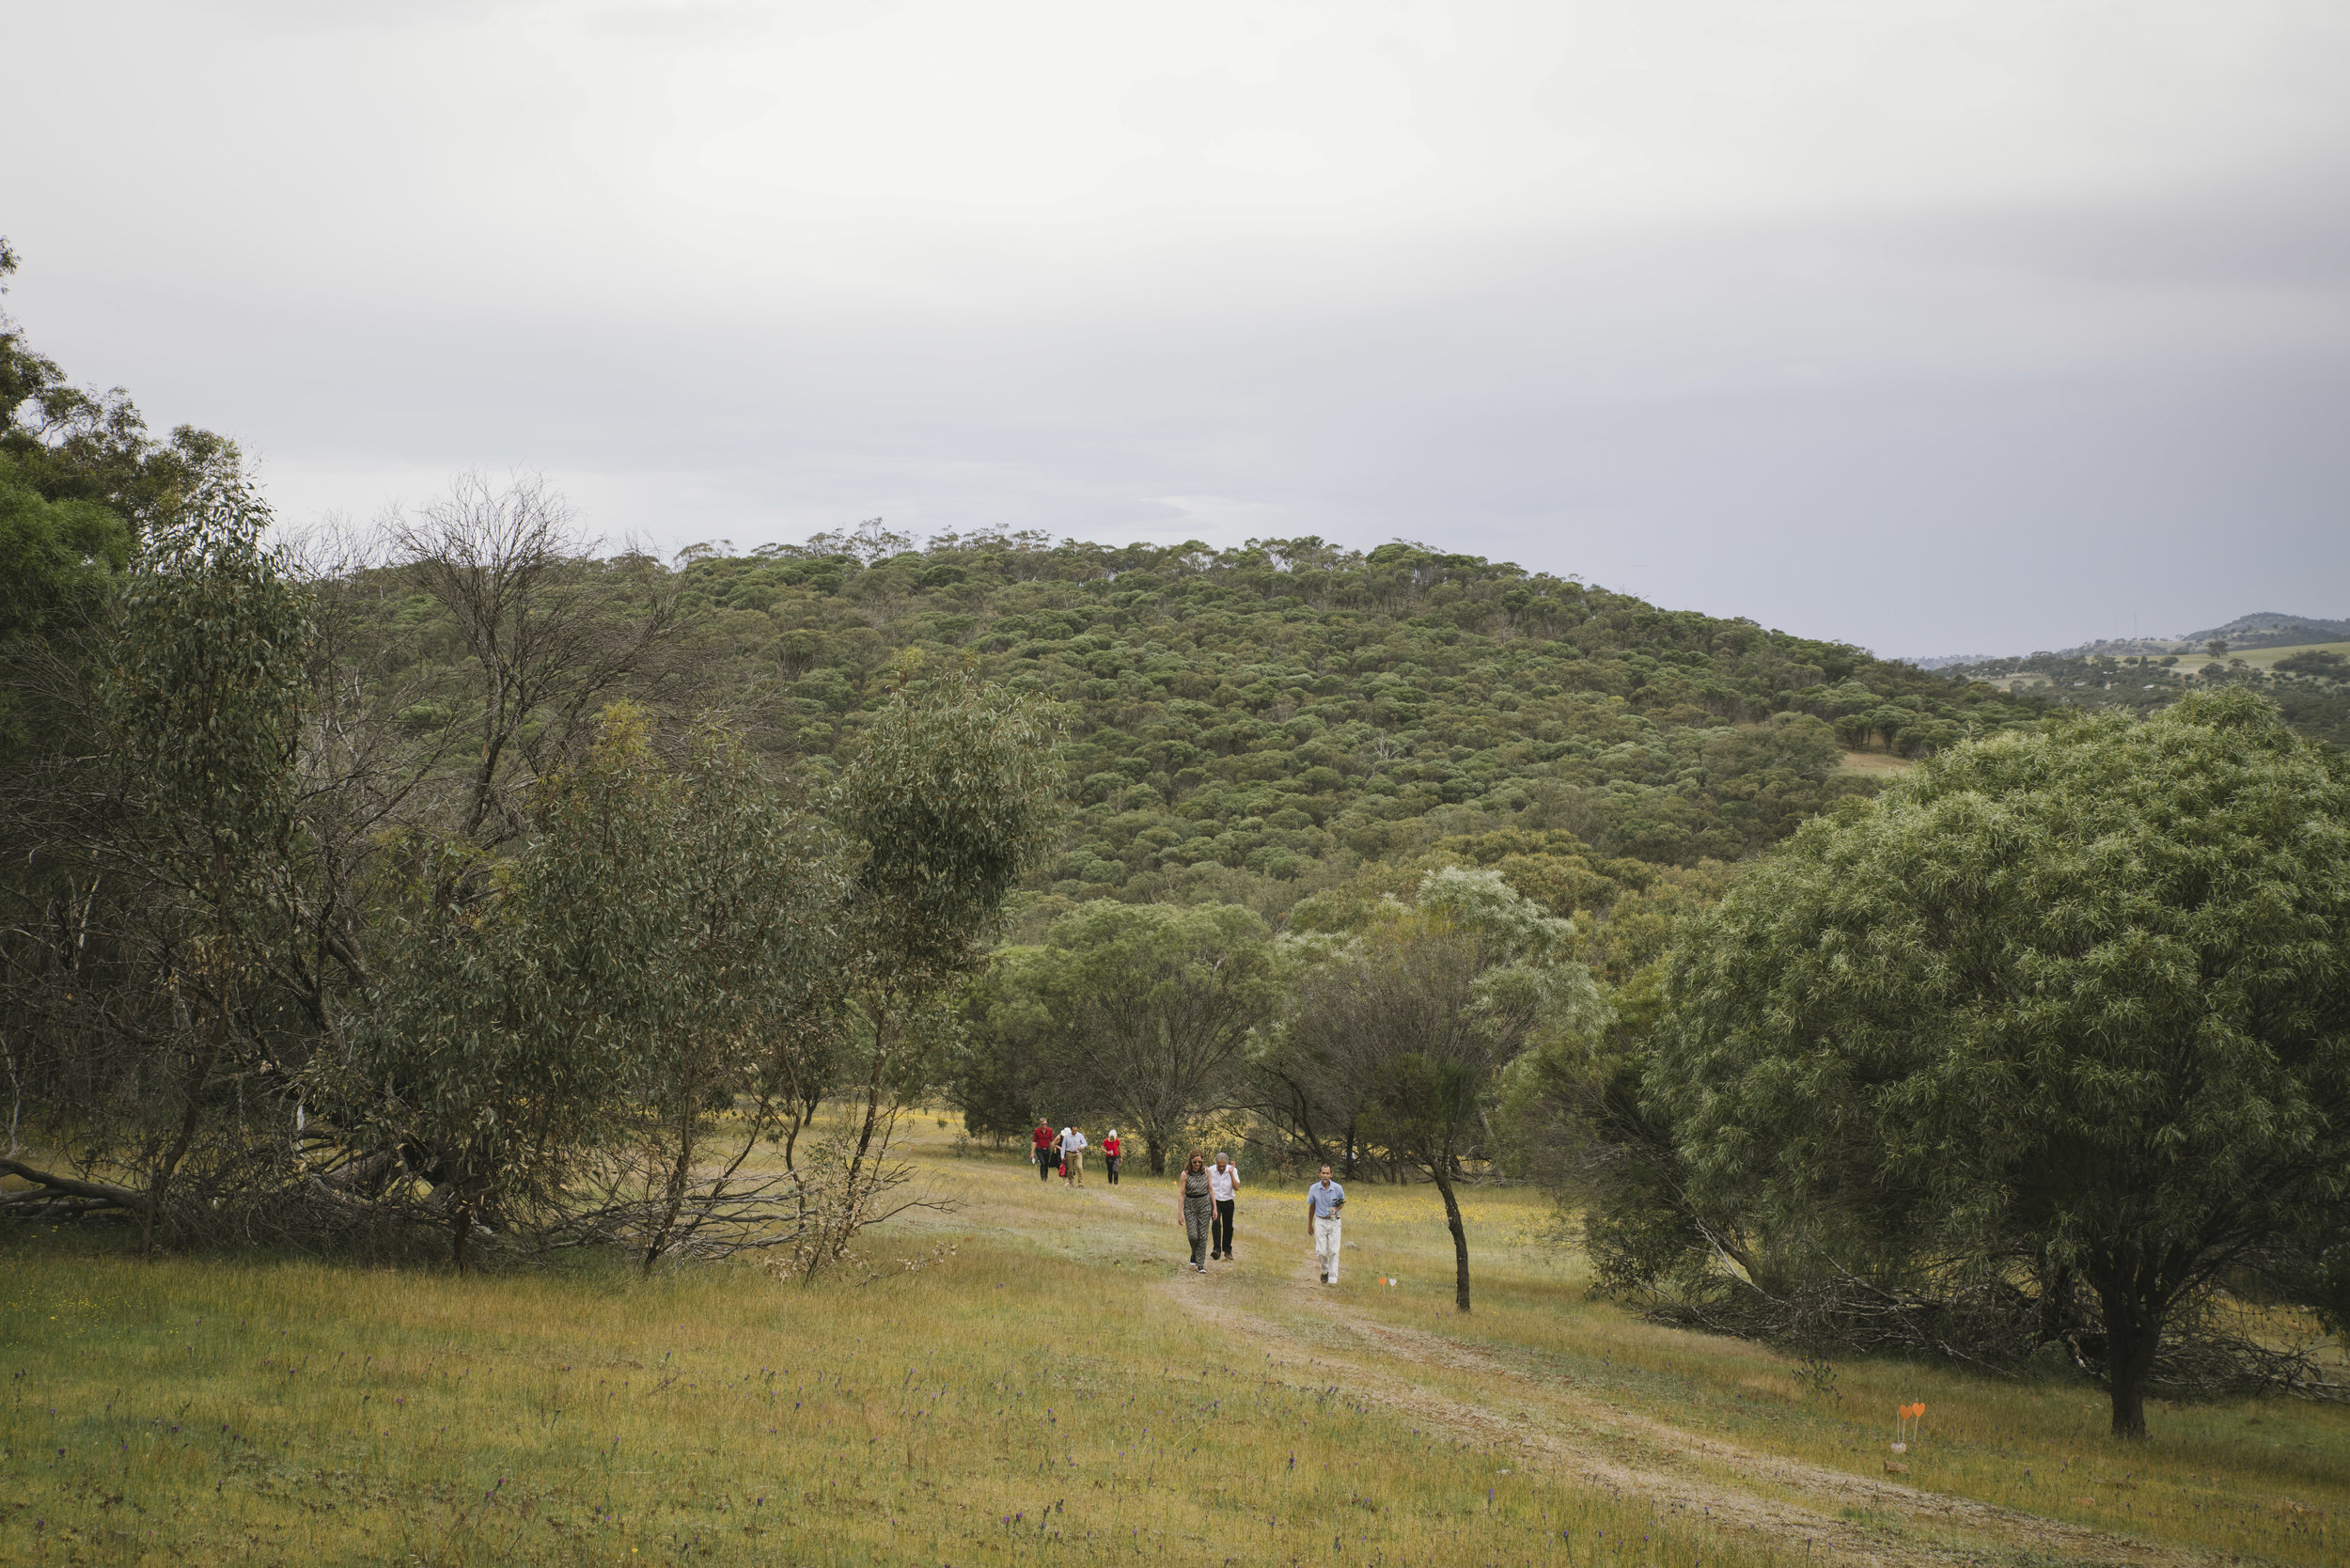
[[6, 0, 2347, 657]]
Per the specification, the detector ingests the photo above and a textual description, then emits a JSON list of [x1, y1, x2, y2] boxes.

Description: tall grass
[[6, 1130, 2342, 1566], [1324, 1184, 2348, 1566], [3, 1238, 1785, 1565]]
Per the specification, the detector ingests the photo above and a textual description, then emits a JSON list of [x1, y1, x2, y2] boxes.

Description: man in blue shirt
[[1307, 1165, 1345, 1285]]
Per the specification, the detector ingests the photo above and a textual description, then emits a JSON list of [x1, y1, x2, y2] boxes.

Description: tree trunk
[[1284, 1088, 1329, 1174], [143, 1007, 227, 1261], [1430, 1161, 1471, 1312], [0, 1158, 141, 1207], [2091, 1272, 2163, 1439], [844, 1003, 895, 1192], [2108, 1361, 2149, 1439], [451, 1200, 473, 1274], [781, 1093, 819, 1173], [1146, 1133, 1167, 1176], [643, 1109, 697, 1277]]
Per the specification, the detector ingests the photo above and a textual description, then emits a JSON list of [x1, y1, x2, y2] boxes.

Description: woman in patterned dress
[[1174, 1151, 1214, 1273]]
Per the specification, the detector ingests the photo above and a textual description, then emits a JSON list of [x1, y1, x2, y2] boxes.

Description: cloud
[[5, 0, 2346, 657]]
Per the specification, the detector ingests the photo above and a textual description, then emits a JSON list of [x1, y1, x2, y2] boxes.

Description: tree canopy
[[672, 536, 2067, 918], [1641, 688, 2350, 1435], [960, 901, 1280, 1174], [1280, 867, 1603, 1310]]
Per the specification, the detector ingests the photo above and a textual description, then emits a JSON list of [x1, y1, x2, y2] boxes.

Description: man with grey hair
[[1207, 1152, 1240, 1261], [1307, 1165, 1345, 1284]]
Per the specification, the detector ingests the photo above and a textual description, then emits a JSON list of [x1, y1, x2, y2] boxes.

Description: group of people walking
[[1175, 1152, 1348, 1283], [1173, 1151, 1243, 1268], [1031, 1121, 1122, 1185], [1027, 1121, 1347, 1282]]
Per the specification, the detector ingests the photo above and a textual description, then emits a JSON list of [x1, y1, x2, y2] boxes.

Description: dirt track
[[1164, 1260, 2212, 1568]]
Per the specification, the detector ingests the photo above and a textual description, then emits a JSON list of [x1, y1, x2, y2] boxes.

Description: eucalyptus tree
[[0, 452, 129, 650], [1, 260, 287, 1244], [333, 699, 852, 1271], [349, 706, 684, 1268], [1286, 867, 1600, 1311], [621, 724, 843, 1273], [1247, 966, 1376, 1179], [828, 663, 1061, 1202], [98, 473, 309, 1256], [1653, 689, 2350, 1437], [384, 472, 686, 854], [3, 239, 243, 535], [997, 901, 1279, 1175], [944, 957, 1055, 1145]]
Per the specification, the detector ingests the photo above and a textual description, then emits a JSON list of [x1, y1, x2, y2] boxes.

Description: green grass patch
[[3, 1231, 1782, 1567], [7, 1137, 2345, 1566], [1319, 1183, 2350, 1566]]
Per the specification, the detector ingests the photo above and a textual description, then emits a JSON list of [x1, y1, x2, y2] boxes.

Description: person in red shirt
[[1102, 1129, 1123, 1185], [1031, 1121, 1055, 1182]]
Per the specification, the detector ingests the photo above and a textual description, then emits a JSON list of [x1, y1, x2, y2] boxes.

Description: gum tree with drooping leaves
[[1653, 688, 2350, 1437], [1283, 866, 1604, 1311]]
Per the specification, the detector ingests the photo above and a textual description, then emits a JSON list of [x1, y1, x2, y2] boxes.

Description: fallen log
[[0, 1157, 142, 1210]]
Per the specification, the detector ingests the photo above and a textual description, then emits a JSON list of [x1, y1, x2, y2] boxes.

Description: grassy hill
[[2181, 613, 2350, 651], [2166, 638, 2350, 677], [1941, 638, 2350, 751]]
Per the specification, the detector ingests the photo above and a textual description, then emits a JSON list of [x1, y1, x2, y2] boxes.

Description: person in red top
[[1102, 1129, 1123, 1185], [1031, 1121, 1056, 1182]]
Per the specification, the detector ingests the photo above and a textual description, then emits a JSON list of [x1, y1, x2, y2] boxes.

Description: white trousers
[[1313, 1215, 1342, 1280]]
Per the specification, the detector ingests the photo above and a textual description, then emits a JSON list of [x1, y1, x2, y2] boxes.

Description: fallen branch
[[0, 1157, 142, 1210]]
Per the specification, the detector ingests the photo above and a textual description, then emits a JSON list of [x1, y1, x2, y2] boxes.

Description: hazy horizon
[[7, 1, 2346, 660]]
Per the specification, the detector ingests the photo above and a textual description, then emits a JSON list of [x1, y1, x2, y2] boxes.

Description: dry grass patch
[[1285, 1182, 2349, 1567], [7, 1134, 2343, 1567], [3, 1216, 1779, 1567]]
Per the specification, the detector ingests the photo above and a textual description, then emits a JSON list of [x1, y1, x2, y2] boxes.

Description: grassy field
[[5, 1122, 2345, 1567], [1982, 641, 2350, 690], [2165, 639, 2350, 677]]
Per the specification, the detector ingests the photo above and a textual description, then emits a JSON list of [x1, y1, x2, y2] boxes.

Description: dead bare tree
[[385, 471, 688, 855], [767, 1116, 946, 1283], [275, 520, 470, 1018]]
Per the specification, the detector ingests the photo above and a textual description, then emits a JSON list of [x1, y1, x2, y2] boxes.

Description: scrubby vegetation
[[1941, 642, 2350, 750], [7, 228, 2346, 1550], [677, 518, 2052, 908]]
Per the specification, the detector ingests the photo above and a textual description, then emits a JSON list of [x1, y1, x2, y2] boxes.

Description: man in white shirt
[[1207, 1152, 1240, 1260], [1059, 1126, 1087, 1185], [1307, 1166, 1345, 1284]]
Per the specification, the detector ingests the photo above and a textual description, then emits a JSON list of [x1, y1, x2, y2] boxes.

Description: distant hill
[[1926, 612, 2350, 665], [1932, 619, 2350, 750], [2178, 613, 2350, 651]]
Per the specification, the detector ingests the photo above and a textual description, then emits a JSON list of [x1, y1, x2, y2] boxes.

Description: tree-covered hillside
[[662, 524, 2053, 913]]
